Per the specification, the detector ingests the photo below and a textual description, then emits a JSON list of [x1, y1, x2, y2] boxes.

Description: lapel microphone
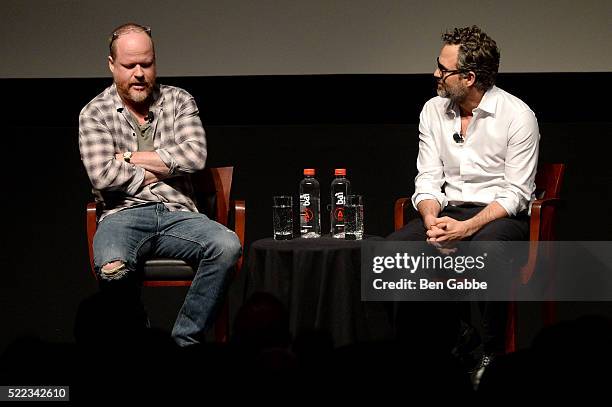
[[146, 111, 155, 123], [453, 132, 465, 144]]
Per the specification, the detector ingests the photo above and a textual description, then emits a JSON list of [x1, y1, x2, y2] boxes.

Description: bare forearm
[[464, 201, 509, 234], [116, 151, 170, 175], [428, 201, 509, 242], [417, 199, 441, 229], [417, 199, 441, 218], [142, 170, 168, 186], [131, 152, 170, 175]]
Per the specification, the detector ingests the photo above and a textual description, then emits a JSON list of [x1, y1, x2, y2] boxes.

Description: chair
[[86, 166, 245, 342], [394, 163, 566, 353]]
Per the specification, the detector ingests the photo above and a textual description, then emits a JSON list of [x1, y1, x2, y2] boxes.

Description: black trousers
[[387, 205, 529, 355]]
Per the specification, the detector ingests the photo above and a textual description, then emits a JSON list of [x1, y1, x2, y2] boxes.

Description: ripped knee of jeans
[[99, 260, 129, 281]]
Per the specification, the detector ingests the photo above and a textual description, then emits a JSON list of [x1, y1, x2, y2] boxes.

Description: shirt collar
[[474, 85, 499, 116], [444, 85, 499, 118], [445, 99, 458, 117]]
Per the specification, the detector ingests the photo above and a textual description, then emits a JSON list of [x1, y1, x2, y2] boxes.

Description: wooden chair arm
[[394, 197, 412, 231], [520, 198, 563, 284], [215, 198, 245, 343], [231, 199, 246, 274]]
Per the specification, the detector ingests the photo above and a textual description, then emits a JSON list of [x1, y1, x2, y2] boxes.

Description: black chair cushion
[[143, 259, 195, 281]]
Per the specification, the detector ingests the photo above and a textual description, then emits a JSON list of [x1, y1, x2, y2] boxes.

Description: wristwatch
[[123, 151, 133, 163]]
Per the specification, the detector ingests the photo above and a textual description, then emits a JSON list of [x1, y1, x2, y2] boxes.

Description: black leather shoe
[[470, 353, 495, 390], [451, 322, 482, 370]]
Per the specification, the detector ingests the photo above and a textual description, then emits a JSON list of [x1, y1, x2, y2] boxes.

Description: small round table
[[245, 236, 392, 348]]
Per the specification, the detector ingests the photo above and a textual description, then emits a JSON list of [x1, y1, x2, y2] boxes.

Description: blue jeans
[[93, 203, 242, 347]]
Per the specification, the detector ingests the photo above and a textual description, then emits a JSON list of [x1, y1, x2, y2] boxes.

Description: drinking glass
[[344, 195, 364, 240], [273, 196, 293, 240]]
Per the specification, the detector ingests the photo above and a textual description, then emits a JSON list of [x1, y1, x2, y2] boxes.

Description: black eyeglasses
[[436, 57, 470, 77]]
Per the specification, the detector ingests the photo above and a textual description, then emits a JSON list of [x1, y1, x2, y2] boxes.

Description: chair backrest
[[533, 162, 565, 242], [534, 163, 565, 200], [190, 167, 233, 226]]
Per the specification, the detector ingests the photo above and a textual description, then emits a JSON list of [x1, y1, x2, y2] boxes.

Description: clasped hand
[[424, 216, 476, 252]]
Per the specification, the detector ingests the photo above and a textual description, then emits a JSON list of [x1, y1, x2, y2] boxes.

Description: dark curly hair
[[442, 25, 500, 91]]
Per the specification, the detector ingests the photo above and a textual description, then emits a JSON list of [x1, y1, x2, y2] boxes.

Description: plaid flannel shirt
[[79, 83, 207, 221]]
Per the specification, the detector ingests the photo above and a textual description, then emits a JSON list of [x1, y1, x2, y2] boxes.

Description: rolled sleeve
[[411, 108, 448, 211], [156, 148, 178, 175], [494, 110, 540, 216], [413, 193, 447, 211]]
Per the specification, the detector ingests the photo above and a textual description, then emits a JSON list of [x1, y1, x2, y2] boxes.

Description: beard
[[436, 79, 468, 103], [117, 80, 154, 105]]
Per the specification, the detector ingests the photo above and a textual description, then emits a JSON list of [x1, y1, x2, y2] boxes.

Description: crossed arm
[[79, 92, 206, 194], [114, 151, 170, 186]]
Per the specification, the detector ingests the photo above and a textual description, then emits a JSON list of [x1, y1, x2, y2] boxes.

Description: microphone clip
[[453, 133, 465, 144]]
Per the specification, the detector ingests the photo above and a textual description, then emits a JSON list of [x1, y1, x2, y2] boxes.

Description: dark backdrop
[[1, 73, 611, 354]]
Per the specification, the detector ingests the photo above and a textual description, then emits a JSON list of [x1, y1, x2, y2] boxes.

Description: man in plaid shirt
[[79, 23, 241, 347]]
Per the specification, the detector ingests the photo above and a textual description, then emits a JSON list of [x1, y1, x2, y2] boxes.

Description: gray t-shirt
[[128, 112, 155, 152]]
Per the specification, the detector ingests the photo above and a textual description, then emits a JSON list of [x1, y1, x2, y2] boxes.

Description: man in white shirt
[[388, 25, 539, 382]]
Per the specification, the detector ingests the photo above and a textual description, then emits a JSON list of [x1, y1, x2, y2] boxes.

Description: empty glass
[[344, 195, 364, 240], [273, 196, 293, 240]]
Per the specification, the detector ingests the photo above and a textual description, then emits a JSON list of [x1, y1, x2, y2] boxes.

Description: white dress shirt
[[412, 86, 540, 216]]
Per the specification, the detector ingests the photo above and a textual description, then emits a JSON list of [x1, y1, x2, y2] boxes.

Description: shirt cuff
[[156, 148, 177, 175], [494, 197, 517, 217], [126, 166, 146, 195], [412, 193, 447, 212]]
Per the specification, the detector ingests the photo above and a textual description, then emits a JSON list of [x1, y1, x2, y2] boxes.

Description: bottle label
[[334, 192, 345, 205], [333, 192, 345, 221], [300, 193, 311, 207], [303, 208, 314, 223], [333, 207, 345, 222], [301, 193, 313, 225]]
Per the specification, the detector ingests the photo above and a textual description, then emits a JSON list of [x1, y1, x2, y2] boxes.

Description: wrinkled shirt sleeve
[[494, 110, 540, 216], [155, 94, 207, 175], [79, 111, 146, 193], [412, 107, 448, 211]]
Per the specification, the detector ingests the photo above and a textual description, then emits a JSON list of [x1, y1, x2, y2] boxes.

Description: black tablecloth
[[245, 236, 393, 348]]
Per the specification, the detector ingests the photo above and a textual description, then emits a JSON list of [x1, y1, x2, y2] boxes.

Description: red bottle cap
[[304, 168, 315, 176], [334, 169, 346, 176]]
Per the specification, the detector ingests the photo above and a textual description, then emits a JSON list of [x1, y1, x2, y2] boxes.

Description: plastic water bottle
[[330, 168, 351, 238], [299, 168, 321, 238]]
